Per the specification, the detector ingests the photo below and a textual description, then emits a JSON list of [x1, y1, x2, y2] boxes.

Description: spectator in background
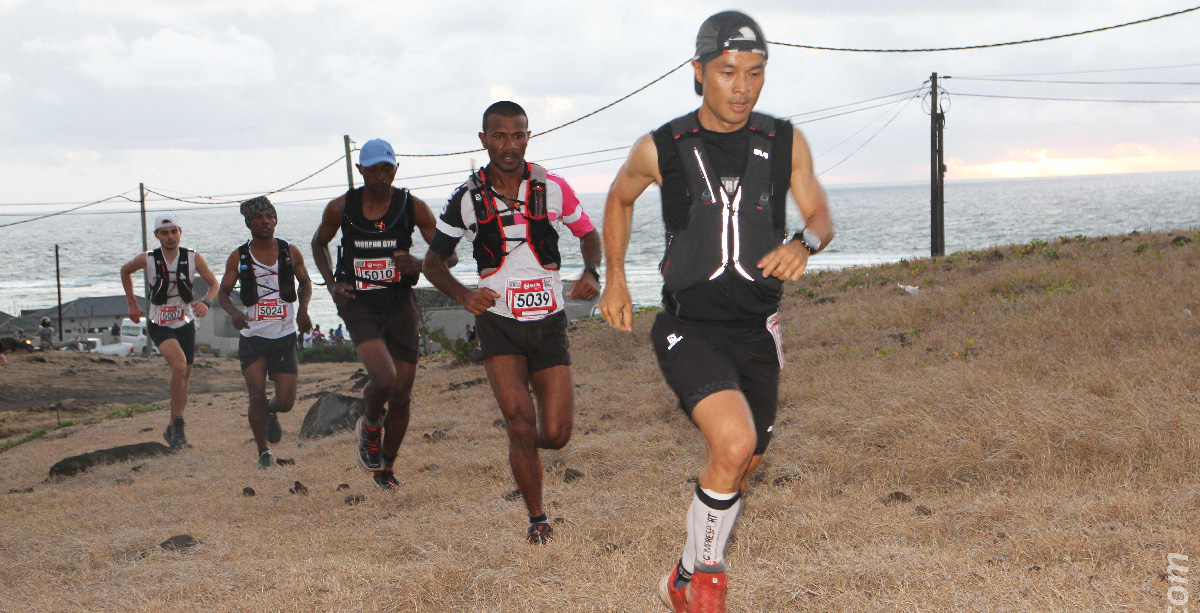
[[37, 318, 55, 350]]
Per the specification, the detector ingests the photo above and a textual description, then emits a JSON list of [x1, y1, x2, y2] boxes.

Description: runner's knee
[[541, 424, 571, 450], [505, 417, 538, 445]]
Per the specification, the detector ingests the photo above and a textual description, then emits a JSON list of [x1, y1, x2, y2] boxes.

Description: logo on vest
[[753, 148, 769, 160], [666, 333, 683, 351]]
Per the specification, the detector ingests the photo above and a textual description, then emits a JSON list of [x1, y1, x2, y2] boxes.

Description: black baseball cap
[[693, 11, 768, 94]]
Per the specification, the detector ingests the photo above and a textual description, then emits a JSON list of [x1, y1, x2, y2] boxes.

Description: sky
[[1, 0, 1198, 213]]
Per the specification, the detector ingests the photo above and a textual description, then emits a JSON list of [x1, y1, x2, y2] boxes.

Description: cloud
[[28, 26, 274, 89], [950, 146, 1200, 180]]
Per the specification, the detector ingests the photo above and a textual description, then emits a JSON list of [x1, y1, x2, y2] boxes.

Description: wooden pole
[[930, 73, 946, 257], [344, 135, 355, 192], [55, 244, 63, 342]]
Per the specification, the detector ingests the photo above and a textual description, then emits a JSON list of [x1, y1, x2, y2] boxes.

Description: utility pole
[[55, 244, 63, 342], [139, 183, 151, 356], [930, 73, 946, 257], [343, 135, 355, 192]]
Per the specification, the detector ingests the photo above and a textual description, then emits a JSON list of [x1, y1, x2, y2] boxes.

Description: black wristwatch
[[199, 298, 212, 307], [792, 229, 821, 255], [584, 263, 600, 280]]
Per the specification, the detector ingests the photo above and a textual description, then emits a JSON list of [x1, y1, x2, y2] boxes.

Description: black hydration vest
[[238, 239, 297, 307], [466, 162, 561, 277], [335, 186, 418, 289], [149, 248, 193, 306], [659, 112, 786, 310]]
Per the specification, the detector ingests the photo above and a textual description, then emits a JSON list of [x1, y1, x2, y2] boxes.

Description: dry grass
[[2, 230, 1199, 612]]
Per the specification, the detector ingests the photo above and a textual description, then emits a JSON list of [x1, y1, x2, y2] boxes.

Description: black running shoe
[[526, 521, 553, 545], [165, 417, 186, 449], [266, 411, 282, 444], [372, 469, 399, 490], [258, 449, 275, 469], [356, 416, 382, 471]]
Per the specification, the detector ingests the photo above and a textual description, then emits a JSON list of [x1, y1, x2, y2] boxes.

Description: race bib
[[157, 305, 184, 325], [766, 312, 785, 369], [353, 258, 401, 291], [506, 277, 558, 321], [254, 298, 288, 321]]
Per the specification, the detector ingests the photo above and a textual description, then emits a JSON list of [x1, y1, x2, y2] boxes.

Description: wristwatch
[[792, 229, 822, 255], [584, 263, 601, 280], [199, 298, 212, 307]]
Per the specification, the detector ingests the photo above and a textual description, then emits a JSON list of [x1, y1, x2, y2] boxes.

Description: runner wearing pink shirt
[[424, 101, 601, 545]]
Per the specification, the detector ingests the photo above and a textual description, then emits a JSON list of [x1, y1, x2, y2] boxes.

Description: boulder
[[299, 393, 365, 439], [49, 442, 174, 478]]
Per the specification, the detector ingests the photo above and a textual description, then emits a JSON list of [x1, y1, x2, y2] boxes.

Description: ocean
[[1, 170, 1198, 330]]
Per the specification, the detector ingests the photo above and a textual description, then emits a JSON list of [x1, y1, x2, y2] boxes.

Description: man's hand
[[230, 311, 249, 330], [296, 310, 312, 334], [597, 284, 634, 332], [192, 302, 210, 318], [392, 250, 422, 276], [461, 288, 501, 316], [566, 271, 600, 300], [757, 241, 810, 282], [328, 282, 356, 307], [128, 303, 142, 324]]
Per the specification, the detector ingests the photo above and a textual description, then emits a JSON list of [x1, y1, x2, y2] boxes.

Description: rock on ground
[[299, 393, 365, 439], [49, 442, 174, 478]]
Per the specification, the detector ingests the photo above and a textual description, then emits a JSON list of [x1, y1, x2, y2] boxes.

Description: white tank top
[[144, 249, 196, 329], [240, 248, 297, 339]]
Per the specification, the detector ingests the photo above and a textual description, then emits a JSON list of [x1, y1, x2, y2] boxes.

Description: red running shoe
[[687, 571, 727, 613], [356, 416, 382, 471], [657, 562, 689, 612]]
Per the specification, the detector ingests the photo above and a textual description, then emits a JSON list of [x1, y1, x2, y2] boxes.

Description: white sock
[[686, 485, 741, 574]]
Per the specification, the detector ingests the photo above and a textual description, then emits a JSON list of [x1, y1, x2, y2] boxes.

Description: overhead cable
[[950, 92, 1200, 103], [0, 192, 137, 228], [951, 62, 1200, 78], [946, 77, 1200, 85], [817, 93, 919, 176], [768, 5, 1200, 53], [392, 59, 691, 158]]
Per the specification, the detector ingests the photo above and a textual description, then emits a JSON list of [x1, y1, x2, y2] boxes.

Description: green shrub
[[424, 327, 472, 365], [298, 343, 359, 364]]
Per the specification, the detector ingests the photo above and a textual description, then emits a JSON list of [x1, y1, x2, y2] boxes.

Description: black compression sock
[[529, 513, 548, 524]]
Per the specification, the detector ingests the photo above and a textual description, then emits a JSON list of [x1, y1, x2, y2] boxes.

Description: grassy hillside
[[1, 230, 1198, 611]]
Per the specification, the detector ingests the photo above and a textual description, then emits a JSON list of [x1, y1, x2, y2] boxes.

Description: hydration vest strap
[[150, 248, 193, 305], [240, 239, 297, 306]]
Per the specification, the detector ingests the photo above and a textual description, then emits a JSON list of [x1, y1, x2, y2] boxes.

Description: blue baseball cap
[[359, 138, 397, 167]]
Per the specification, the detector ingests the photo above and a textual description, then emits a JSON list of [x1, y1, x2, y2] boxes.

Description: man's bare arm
[[756, 127, 835, 281], [311, 196, 355, 306], [217, 250, 248, 329], [290, 245, 313, 333], [120, 253, 147, 323], [191, 253, 219, 317], [597, 133, 660, 332], [412, 196, 458, 270]]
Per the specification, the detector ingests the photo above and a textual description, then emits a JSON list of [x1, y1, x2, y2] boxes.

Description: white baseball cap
[[154, 213, 181, 230]]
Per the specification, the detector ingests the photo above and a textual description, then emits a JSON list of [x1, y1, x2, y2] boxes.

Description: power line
[[951, 62, 1200, 78], [0, 192, 137, 228], [949, 92, 1200, 103], [814, 90, 925, 160], [817, 93, 919, 176], [768, 5, 1200, 53], [946, 77, 1200, 85], [392, 59, 691, 158]]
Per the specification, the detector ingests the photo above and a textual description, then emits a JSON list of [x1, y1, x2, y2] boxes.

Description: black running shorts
[[337, 290, 420, 364], [239, 333, 299, 377], [475, 310, 570, 373], [650, 311, 783, 455], [148, 321, 196, 365]]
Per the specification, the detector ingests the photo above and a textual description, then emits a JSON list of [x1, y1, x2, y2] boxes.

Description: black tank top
[[652, 113, 794, 322], [336, 186, 417, 301]]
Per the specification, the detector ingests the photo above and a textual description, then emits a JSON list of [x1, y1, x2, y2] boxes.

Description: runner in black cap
[[311, 138, 453, 489], [598, 10, 834, 612]]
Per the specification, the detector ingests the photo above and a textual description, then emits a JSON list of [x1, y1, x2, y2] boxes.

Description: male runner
[[312, 138, 450, 489], [218, 196, 313, 468], [597, 12, 835, 612], [120, 214, 220, 449], [423, 101, 601, 545]]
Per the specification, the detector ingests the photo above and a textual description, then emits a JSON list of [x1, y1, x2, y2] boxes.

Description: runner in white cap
[[120, 213, 220, 448]]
